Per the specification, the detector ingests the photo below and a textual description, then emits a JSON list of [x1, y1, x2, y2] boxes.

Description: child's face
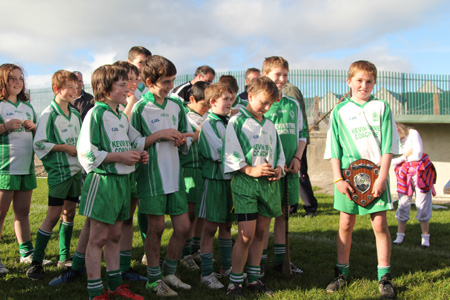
[[247, 91, 274, 120], [56, 81, 78, 104], [129, 54, 148, 73], [148, 75, 175, 101], [264, 67, 288, 91], [7, 68, 24, 97], [211, 91, 233, 116], [189, 98, 209, 116], [347, 71, 376, 102], [245, 71, 260, 85], [108, 78, 129, 106], [127, 71, 138, 95]]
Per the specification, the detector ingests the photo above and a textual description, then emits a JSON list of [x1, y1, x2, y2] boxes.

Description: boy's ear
[[262, 71, 267, 76], [248, 92, 253, 101], [189, 95, 196, 104], [209, 98, 216, 107], [52, 85, 59, 95], [145, 78, 153, 87]]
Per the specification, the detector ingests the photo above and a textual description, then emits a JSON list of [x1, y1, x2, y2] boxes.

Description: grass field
[[1, 178, 450, 299]]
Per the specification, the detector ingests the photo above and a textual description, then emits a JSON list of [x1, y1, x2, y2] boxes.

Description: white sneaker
[[201, 272, 224, 289], [421, 234, 430, 247], [163, 274, 191, 290], [0, 260, 9, 275], [146, 279, 178, 297], [141, 254, 148, 266], [180, 255, 200, 271], [20, 254, 52, 266], [220, 268, 231, 278]]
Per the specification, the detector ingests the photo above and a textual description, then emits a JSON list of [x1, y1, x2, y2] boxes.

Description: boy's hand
[[372, 177, 387, 198], [119, 151, 141, 166], [268, 166, 283, 181], [138, 150, 149, 164], [65, 145, 77, 157], [160, 128, 185, 142], [286, 157, 301, 174], [250, 163, 276, 178], [23, 120, 36, 132], [5, 119, 23, 131], [336, 180, 354, 201], [174, 132, 194, 147]]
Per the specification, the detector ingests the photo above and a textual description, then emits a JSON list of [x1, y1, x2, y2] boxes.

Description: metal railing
[[27, 70, 450, 117]]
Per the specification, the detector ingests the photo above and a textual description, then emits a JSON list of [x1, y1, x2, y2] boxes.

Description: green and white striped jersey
[[131, 92, 193, 196], [198, 112, 231, 180], [180, 106, 205, 168], [77, 102, 145, 175], [232, 95, 248, 110], [324, 97, 400, 169], [0, 100, 37, 175], [264, 94, 308, 178], [34, 100, 82, 186], [224, 107, 285, 174], [135, 83, 148, 100]]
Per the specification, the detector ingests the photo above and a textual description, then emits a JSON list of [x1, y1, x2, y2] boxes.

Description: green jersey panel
[[180, 106, 205, 168]]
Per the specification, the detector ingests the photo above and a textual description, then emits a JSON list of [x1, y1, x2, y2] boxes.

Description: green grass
[[1, 178, 450, 299]]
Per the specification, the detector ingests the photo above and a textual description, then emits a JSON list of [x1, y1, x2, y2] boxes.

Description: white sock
[[393, 233, 405, 244], [421, 234, 430, 247]]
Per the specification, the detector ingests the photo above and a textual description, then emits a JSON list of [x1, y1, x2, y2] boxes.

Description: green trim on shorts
[[49, 172, 82, 199], [129, 172, 138, 199], [231, 172, 282, 218], [139, 189, 188, 216], [79, 173, 131, 224], [183, 167, 203, 204], [0, 173, 37, 191], [198, 179, 234, 223], [333, 182, 393, 215], [279, 176, 300, 206]]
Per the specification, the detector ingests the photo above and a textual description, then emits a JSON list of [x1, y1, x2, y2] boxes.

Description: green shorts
[[279, 175, 300, 206], [0, 173, 37, 191], [139, 189, 188, 216], [231, 173, 282, 218], [333, 182, 394, 215], [49, 172, 82, 200], [130, 172, 138, 199], [183, 167, 203, 204], [79, 173, 131, 224], [198, 179, 234, 223]]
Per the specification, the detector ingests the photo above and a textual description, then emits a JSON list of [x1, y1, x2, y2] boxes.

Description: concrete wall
[[308, 124, 450, 202]]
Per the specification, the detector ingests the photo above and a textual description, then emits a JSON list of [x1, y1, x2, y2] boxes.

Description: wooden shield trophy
[[342, 159, 380, 207]]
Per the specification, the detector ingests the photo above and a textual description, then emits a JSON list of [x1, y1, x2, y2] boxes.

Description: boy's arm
[[287, 139, 306, 174], [372, 153, 393, 198], [331, 158, 354, 201], [33, 110, 58, 159], [51, 144, 77, 157]]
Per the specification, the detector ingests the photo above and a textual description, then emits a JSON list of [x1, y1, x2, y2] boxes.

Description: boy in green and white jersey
[[77, 65, 147, 300], [324, 60, 400, 299], [127, 46, 152, 100], [218, 75, 246, 116], [26, 71, 82, 280], [261, 56, 307, 275], [179, 81, 210, 270], [131, 56, 193, 297], [197, 83, 234, 289], [224, 77, 285, 297]]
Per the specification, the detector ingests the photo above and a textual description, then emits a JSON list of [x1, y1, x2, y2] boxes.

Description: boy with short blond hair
[[197, 83, 234, 289], [77, 64, 148, 300], [224, 76, 285, 297], [180, 81, 210, 270], [131, 55, 193, 297], [324, 60, 400, 299], [26, 70, 82, 280], [261, 56, 307, 276]]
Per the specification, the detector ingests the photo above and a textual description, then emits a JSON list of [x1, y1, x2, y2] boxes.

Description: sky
[[1, 0, 449, 88]]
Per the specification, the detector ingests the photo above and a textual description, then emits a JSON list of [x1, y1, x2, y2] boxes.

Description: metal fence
[[28, 70, 450, 117]]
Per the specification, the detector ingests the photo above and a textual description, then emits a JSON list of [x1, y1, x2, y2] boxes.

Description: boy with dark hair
[[197, 83, 234, 289], [77, 64, 148, 300], [261, 56, 307, 276], [324, 60, 400, 299], [127, 46, 152, 100], [218, 75, 246, 116], [238, 68, 261, 101], [172, 65, 216, 103], [224, 76, 285, 297], [131, 55, 193, 297], [26, 70, 82, 280], [180, 81, 210, 270]]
